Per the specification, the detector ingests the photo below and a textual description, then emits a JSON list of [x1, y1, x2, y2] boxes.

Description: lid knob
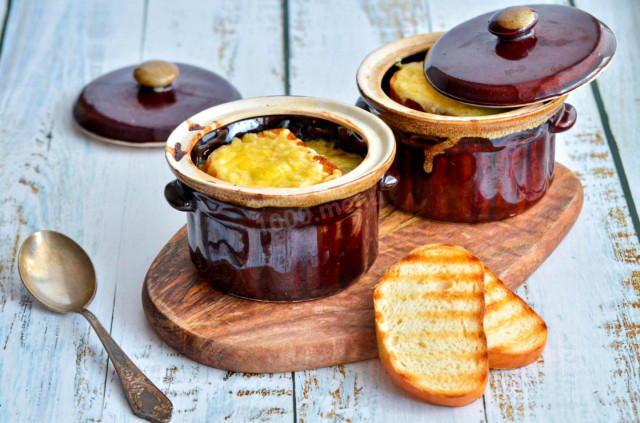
[[133, 60, 180, 89], [488, 6, 538, 40]]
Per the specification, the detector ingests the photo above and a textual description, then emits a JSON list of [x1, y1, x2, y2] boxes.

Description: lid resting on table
[[73, 60, 242, 147]]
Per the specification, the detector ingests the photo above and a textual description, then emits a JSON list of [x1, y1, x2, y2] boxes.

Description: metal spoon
[[17, 230, 172, 423]]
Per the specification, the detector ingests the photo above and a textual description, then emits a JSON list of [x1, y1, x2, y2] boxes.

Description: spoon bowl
[[18, 231, 96, 313], [17, 230, 172, 423]]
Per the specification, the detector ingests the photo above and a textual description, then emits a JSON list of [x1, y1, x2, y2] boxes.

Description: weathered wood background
[[0, 0, 638, 422]]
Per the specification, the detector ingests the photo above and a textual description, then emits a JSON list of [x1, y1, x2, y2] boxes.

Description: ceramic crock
[[357, 5, 615, 222], [164, 96, 396, 302]]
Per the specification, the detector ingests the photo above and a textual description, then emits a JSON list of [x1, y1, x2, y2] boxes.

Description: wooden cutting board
[[142, 164, 583, 373]]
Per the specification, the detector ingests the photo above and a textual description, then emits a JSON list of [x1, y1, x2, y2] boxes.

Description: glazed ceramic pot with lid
[[164, 96, 396, 302], [73, 60, 241, 147], [357, 4, 615, 222]]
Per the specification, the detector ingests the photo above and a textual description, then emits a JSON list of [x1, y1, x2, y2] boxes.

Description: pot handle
[[355, 96, 371, 112], [551, 103, 577, 134], [381, 166, 399, 191], [164, 180, 195, 212]]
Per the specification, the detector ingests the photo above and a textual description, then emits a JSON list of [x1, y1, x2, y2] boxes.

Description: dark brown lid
[[424, 4, 616, 107], [73, 60, 241, 146]]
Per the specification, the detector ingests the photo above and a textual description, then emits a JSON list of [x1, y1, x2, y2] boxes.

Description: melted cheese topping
[[205, 129, 354, 188], [390, 62, 499, 117], [305, 140, 363, 175]]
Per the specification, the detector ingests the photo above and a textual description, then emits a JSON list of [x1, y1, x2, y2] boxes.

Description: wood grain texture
[[573, 0, 640, 206], [0, 1, 147, 422], [289, 0, 431, 104], [422, 1, 640, 422], [489, 82, 640, 423], [287, 1, 484, 419], [1, 0, 639, 422], [481, 84, 640, 423], [0, 1, 291, 422], [142, 164, 582, 374], [101, 1, 294, 422], [289, 1, 639, 422], [0, 0, 6, 42], [562, 10, 640, 417]]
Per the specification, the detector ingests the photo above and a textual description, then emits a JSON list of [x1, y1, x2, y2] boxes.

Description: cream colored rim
[[356, 32, 566, 139], [165, 96, 396, 208]]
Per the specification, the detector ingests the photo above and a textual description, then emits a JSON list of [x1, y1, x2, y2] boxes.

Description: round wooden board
[[142, 163, 583, 373]]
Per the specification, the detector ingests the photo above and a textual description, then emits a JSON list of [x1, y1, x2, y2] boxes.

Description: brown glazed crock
[[164, 96, 396, 301], [357, 32, 581, 222]]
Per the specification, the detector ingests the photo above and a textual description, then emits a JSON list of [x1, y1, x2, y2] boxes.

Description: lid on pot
[[424, 4, 616, 107], [73, 60, 242, 147]]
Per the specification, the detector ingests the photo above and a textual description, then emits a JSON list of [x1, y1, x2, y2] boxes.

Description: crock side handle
[[551, 103, 577, 134], [164, 180, 195, 212], [356, 96, 398, 190], [381, 166, 399, 191], [355, 96, 371, 112]]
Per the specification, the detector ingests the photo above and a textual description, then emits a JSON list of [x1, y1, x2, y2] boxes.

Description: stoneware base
[[74, 122, 165, 148], [142, 163, 583, 373]]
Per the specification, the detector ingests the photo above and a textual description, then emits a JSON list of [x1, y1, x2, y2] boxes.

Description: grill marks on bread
[[374, 244, 549, 407], [484, 268, 548, 369], [374, 244, 489, 407]]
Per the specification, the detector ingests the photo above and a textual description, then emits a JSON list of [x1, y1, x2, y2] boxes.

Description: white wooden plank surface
[[0, 1, 6, 39], [140, 0, 286, 99], [287, 1, 481, 421], [288, 0, 432, 103], [481, 85, 640, 423], [99, 1, 294, 422], [572, 0, 640, 215], [289, 0, 640, 422], [0, 0, 146, 421], [427, 2, 640, 422], [1, 1, 639, 422]]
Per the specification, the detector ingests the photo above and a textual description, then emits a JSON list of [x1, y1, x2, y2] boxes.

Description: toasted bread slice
[[484, 268, 548, 369], [373, 244, 489, 407]]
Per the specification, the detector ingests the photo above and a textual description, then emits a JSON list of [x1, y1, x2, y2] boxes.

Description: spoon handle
[[80, 309, 173, 423]]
